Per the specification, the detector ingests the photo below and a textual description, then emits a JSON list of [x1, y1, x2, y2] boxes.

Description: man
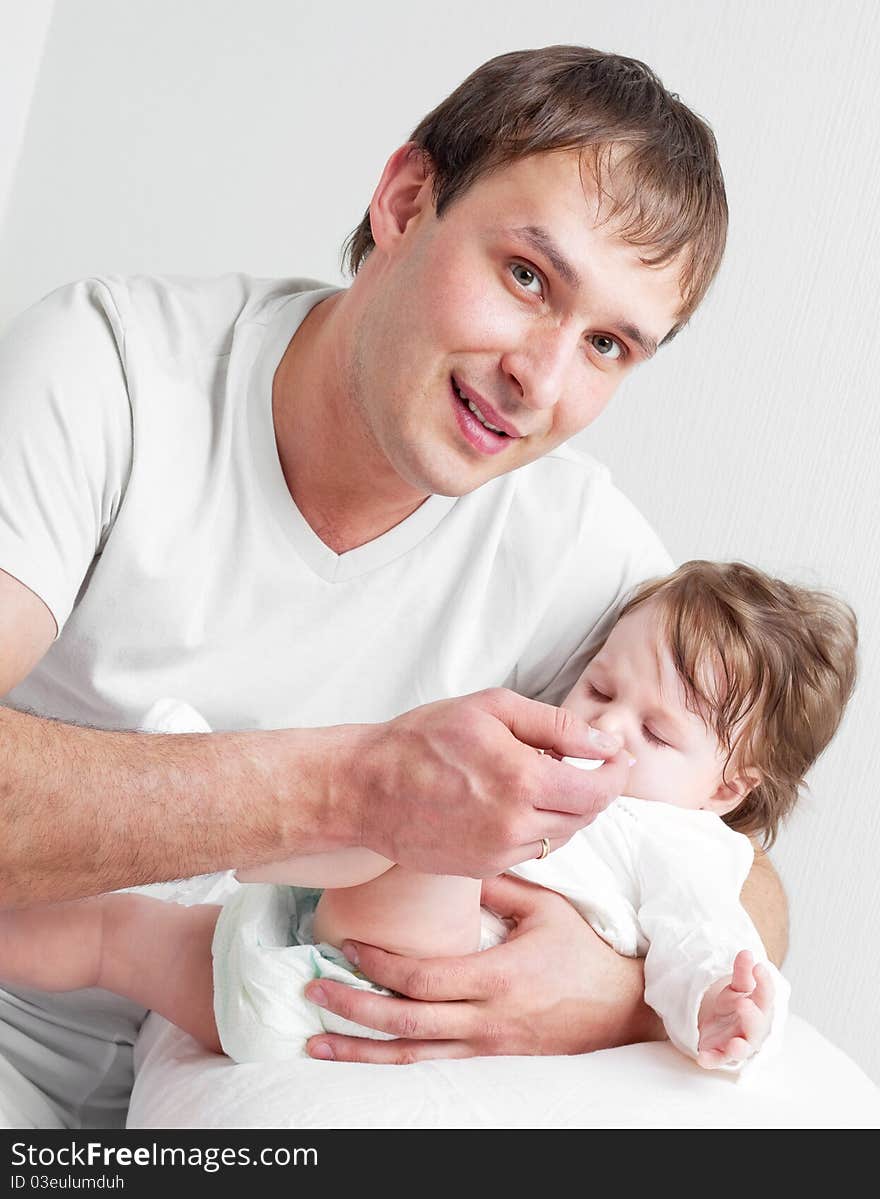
[[0, 46, 785, 1126]]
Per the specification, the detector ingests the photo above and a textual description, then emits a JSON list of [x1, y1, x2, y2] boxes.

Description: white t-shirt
[[0, 274, 672, 731]]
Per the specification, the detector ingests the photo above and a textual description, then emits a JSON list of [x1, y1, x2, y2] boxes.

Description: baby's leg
[[0, 896, 222, 1054], [0, 900, 105, 993], [100, 895, 223, 1052], [312, 868, 482, 959], [236, 847, 394, 887]]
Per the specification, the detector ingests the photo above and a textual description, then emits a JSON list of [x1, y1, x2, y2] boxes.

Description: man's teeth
[[455, 384, 507, 435]]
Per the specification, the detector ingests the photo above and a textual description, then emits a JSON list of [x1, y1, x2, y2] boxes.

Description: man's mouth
[[450, 376, 523, 456], [452, 381, 509, 436]]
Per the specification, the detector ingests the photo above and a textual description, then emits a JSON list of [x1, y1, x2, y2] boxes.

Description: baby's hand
[[696, 950, 773, 1069]]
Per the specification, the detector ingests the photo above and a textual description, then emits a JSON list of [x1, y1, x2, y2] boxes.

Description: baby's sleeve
[[0, 279, 133, 635], [632, 809, 790, 1077]]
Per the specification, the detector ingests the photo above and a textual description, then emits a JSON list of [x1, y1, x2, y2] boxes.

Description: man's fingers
[[479, 872, 554, 924], [531, 748, 631, 818], [307, 1035, 477, 1065], [323, 944, 503, 1002], [483, 688, 622, 759], [496, 834, 573, 872], [304, 978, 477, 1036]]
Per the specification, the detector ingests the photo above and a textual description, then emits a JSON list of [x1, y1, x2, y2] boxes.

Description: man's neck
[[272, 289, 429, 555]]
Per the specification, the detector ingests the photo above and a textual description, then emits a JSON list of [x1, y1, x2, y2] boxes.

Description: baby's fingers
[[751, 963, 775, 1014], [697, 1036, 752, 1070], [730, 949, 756, 994], [724, 1036, 753, 1062], [696, 1047, 726, 1069]]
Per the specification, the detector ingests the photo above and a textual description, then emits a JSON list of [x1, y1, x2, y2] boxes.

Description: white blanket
[[129, 1010, 879, 1129]]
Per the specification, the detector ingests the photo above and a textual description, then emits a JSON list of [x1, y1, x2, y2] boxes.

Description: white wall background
[[1, 1, 878, 1086]]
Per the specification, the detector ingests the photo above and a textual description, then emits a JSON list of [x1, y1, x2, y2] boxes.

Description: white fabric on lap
[[129, 1012, 880, 1129]]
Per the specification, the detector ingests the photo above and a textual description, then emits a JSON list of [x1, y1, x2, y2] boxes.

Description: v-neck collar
[[248, 284, 457, 583]]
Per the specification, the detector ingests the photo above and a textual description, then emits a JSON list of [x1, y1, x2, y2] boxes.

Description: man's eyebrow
[[618, 322, 658, 360], [512, 224, 582, 290], [509, 224, 658, 360]]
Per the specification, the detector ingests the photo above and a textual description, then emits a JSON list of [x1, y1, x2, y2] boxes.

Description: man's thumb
[[481, 872, 548, 921]]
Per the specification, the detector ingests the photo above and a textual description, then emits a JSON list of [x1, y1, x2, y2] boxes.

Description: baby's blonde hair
[[618, 561, 858, 847]]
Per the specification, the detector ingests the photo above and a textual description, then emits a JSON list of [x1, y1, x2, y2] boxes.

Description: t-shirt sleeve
[[0, 279, 133, 634]]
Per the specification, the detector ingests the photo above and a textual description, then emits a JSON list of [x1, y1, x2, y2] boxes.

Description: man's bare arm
[[741, 848, 789, 967], [0, 569, 360, 905], [0, 704, 365, 907], [1, 572, 633, 907]]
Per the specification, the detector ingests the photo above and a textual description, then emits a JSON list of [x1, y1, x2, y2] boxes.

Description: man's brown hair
[[344, 45, 729, 336], [619, 561, 858, 847]]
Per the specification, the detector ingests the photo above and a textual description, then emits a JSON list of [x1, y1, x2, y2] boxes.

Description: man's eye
[[590, 334, 623, 360], [510, 263, 543, 296]]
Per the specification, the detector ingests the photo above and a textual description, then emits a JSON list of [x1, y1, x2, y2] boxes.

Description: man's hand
[[303, 874, 664, 1063], [351, 688, 629, 878]]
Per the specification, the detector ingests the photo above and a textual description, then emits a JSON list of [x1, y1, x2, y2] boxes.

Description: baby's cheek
[[622, 758, 653, 801], [624, 757, 680, 806]]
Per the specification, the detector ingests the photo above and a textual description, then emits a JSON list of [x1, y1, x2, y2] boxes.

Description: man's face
[[348, 148, 685, 498]]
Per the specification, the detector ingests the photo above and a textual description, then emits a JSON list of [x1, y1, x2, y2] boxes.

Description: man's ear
[[703, 770, 761, 817], [368, 143, 434, 254]]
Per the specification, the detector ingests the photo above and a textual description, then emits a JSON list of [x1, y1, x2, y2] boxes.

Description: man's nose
[[501, 323, 580, 411]]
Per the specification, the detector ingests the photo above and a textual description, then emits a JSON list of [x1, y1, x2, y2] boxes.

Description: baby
[[0, 561, 858, 1075]]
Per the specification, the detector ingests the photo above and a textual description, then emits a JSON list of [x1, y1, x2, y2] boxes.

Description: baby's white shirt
[[510, 797, 789, 1075]]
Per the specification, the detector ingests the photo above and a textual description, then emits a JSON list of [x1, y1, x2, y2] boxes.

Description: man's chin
[[393, 429, 541, 498], [417, 464, 507, 499]]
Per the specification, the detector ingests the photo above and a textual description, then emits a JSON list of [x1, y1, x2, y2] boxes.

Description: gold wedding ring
[[536, 836, 551, 860]]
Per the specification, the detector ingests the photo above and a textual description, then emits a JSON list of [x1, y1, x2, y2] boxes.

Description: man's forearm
[[593, 947, 665, 1049], [740, 849, 789, 967], [0, 706, 358, 906]]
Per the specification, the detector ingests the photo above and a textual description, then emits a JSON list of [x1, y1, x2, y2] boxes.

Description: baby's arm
[[696, 949, 774, 1068], [631, 809, 788, 1069], [0, 895, 223, 1053]]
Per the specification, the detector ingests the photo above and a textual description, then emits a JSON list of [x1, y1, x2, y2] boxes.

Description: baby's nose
[[591, 708, 621, 733], [590, 709, 629, 749]]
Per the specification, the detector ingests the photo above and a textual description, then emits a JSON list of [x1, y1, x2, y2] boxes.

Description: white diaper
[[211, 883, 398, 1061], [212, 882, 509, 1063]]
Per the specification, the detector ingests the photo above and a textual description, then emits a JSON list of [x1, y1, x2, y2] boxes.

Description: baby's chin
[[627, 793, 708, 811], [561, 756, 707, 810]]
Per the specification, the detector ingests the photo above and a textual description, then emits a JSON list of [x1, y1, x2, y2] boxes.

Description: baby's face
[[562, 600, 744, 814]]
